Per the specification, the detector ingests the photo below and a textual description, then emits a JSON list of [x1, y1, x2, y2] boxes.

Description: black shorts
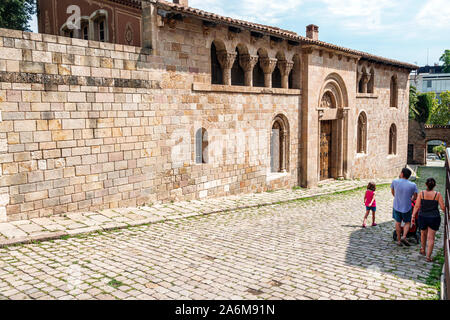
[[418, 215, 441, 231]]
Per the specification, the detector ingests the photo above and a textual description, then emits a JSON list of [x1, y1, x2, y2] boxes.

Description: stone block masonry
[[0, 28, 299, 221]]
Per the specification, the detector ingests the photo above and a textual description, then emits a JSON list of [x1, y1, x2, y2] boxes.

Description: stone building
[[0, 0, 416, 221], [407, 120, 449, 164]]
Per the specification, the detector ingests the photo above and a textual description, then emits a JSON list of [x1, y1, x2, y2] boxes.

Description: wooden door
[[320, 121, 332, 180]]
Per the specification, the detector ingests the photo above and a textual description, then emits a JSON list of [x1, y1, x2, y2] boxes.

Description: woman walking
[[412, 178, 445, 262]]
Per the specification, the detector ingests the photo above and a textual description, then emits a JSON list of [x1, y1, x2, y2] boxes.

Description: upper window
[[390, 76, 398, 108], [210, 43, 223, 85]]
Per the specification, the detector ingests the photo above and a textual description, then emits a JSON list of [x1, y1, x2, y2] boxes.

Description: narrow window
[[99, 20, 105, 42], [231, 48, 245, 86], [389, 124, 397, 155], [357, 112, 367, 153], [272, 65, 282, 89], [270, 116, 289, 173], [82, 25, 89, 40], [390, 76, 398, 108], [196, 128, 208, 164]]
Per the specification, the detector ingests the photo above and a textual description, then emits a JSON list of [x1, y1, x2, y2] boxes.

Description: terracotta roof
[[154, 0, 418, 70]]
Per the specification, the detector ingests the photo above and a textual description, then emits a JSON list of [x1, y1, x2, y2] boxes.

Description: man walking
[[391, 168, 418, 246]]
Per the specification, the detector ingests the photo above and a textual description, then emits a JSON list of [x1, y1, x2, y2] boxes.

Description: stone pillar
[[357, 71, 362, 92], [239, 54, 259, 86], [217, 50, 237, 86], [361, 72, 370, 93], [142, 0, 157, 50], [278, 60, 294, 89], [260, 57, 277, 88]]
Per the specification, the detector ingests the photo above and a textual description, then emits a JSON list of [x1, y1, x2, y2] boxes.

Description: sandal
[[426, 257, 433, 263], [401, 238, 411, 247], [372, 223, 377, 227], [362, 224, 366, 228], [419, 249, 426, 256]]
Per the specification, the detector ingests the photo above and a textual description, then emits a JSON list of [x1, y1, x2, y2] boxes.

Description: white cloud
[[320, 0, 397, 32], [189, 0, 303, 25], [416, 0, 450, 29]]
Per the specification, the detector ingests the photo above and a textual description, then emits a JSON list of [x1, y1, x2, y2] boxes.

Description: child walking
[[363, 182, 377, 228]]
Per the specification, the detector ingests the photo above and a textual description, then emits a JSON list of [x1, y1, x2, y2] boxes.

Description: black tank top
[[419, 191, 440, 218]]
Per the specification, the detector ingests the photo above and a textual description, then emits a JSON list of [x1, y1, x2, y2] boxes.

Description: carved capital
[[217, 51, 237, 70], [239, 55, 259, 72], [277, 60, 294, 76], [259, 57, 277, 74]]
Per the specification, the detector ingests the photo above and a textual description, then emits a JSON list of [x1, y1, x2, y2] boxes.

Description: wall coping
[[192, 83, 301, 95]]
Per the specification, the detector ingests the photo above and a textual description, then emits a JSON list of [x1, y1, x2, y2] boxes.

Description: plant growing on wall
[[0, 0, 36, 31], [409, 85, 419, 119]]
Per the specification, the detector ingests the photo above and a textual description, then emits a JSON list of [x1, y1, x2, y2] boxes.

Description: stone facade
[[0, 0, 414, 221], [407, 120, 450, 164]]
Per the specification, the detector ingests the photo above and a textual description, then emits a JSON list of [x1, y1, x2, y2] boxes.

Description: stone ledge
[[193, 83, 301, 95], [356, 93, 378, 99]]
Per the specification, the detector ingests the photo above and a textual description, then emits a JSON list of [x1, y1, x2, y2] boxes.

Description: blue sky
[[30, 0, 450, 66]]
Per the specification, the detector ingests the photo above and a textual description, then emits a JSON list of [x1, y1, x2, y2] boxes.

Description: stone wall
[[407, 120, 450, 164], [0, 26, 299, 222]]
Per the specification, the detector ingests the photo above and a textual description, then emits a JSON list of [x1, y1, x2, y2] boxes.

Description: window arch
[[90, 10, 109, 42], [357, 112, 367, 153], [389, 124, 397, 155], [195, 128, 208, 164], [270, 115, 289, 173], [272, 65, 282, 88], [231, 47, 245, 86], [390, 76, 398, 108], [211, 42, 223, 85], [289, 54, 301, 89]]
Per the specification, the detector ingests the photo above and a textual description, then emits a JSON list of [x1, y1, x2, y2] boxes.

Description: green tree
[[0, 0, 36, 32], [433, 145, 446, 159], [429, 91, 450, 125], [409, 85, 419, 119], [441, 50, 450, 73], [416, 92, 433, 123]]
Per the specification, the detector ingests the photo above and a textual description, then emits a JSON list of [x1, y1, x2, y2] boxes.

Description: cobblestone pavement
[[0, 178, 391, 246], [0, 185, 442, 300]]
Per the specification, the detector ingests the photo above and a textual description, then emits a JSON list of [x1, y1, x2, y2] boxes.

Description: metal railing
[[444, 148, 450, 299]]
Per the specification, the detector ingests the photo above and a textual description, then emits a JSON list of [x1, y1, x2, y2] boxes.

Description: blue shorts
[[366, 206, 376, 212], [393, 208, 412, 223]]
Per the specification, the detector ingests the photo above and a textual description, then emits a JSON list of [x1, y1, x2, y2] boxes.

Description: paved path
[[0, 185, 442, 300], [0, 179, 390, 247]]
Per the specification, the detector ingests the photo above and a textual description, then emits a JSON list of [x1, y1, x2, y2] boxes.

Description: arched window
[[253, 50, 265, 88], [211, 43, 223, 85], [272, 65, 282, 88], [195, 128, 208, 164], [390, 76, 398, 108], [231, 48, 245, 86], [90, 10, 108, 42], [357, 112, 367, 153], [270, 116, 289, 173], [389, 124, 397, 155]]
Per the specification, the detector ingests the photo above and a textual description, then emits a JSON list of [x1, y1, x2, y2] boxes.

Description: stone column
[[260, 57, 277, 88], [357, 71, 362, 92], [239, 55, 259, 86], [217, 50, 237, 86], [278, 60, 294, 89], [361, 72, 370, 93]]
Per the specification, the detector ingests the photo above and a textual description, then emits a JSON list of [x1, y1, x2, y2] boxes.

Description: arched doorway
[[318, 73, 349, 181]]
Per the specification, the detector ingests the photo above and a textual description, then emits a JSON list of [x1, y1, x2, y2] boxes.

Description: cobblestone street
[[0, 183, 442, 300], [0, 187, 442, 299]]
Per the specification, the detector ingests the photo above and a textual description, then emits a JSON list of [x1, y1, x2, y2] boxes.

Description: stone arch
[[253, 48, 267, 88], [270, 114, 290, 173], [318, 73, 348, 109], [210, 40, 225, 85], [231, 44, 248, 86], [357, 111, 367, 153]]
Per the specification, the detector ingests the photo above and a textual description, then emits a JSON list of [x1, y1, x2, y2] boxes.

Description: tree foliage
[[441, 50, 450, 73], [428, 91, 450, 125], [0, 0, 36, 32], [433, 145, 446, 159], [415, 92, 433, 124]]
